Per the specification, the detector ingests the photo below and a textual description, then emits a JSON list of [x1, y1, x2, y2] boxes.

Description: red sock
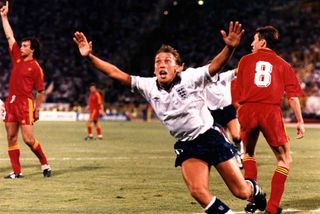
[[87, 126, 92, 136], [30, 140, 48, 165], [96, 127, 102, 136], [266, 166, 289, 213], [243, 155, 257, 181], [8, 145, 21, 174]]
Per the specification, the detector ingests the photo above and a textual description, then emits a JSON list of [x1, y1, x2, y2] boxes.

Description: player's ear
[[261, 39, 267, 48], [178, 63, 185, 73]]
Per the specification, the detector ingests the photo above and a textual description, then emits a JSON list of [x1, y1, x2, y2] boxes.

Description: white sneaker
[[4, 172, 23, 179]]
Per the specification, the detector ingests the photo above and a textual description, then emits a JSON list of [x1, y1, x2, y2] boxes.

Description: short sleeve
[[10, 42, 21, 62], [131, 76, 156, 102], [284, 66, 303, 98], [33, 62, 45, 91], [183, 65, 215, 87]]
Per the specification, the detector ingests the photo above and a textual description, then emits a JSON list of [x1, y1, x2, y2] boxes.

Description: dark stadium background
[[0, 0, 318, 120]]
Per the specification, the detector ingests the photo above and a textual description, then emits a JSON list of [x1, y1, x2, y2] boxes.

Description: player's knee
[[7, 133, 18, 143], [189, 186, 208, 201], [279, 157, 292, 169], [286, 156, 292, 168], [22, 136, 35, 146], [277, 153, 292, 169], [231, 186, 251, 200]]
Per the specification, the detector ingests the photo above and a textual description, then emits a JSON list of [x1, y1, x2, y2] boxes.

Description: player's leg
[[238, 104, 259, 181], [238, 104, 264, 212], [4, 121, 23, 178], [263, 143, 291, 214], [215, 158, 266, 212], [86, 113, 94, 140], [21, 124, 51, 177], [260, 106, 289, 214], [227, 118, 242, 150], [242, 129, 263, 213], [181, 158, 233, 214], [243, 128, 259, 181], [226, 118, 244, 168], [215, 158, 250, 199], [94, 120, 103, 140]]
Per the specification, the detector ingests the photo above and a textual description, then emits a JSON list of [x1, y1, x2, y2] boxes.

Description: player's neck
[[260, 47, 271, 51], [22, 55, 34, 61]]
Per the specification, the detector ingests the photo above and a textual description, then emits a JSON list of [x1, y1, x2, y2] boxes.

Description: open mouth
[[159, 70, 167, 78]]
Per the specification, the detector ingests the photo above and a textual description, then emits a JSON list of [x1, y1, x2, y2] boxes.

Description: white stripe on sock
[[204, 196, 217, 211]]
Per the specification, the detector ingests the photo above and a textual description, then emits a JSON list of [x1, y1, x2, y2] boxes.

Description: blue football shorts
[[209, 104, 237, 128]]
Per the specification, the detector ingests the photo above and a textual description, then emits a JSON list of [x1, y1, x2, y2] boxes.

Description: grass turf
[[0, 121, 319, 213]]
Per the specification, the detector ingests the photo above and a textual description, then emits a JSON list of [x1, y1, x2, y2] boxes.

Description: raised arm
[[288, 97, 305, 139], [208, 21, 244, 76], [73, 32, 132, 87], [0, 1, 16, 50]]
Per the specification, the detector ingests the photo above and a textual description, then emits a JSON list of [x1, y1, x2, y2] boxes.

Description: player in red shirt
[[235, 26, 305, 214], [85, 83, 104, 140], [1, 1, 51, 178]]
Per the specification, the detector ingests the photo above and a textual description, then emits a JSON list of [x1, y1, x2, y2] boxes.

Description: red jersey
[[230, 78, 240, 105], [235, 49, 303, 105], [8, 42, 44, 99], [88, 91, 102, 111]]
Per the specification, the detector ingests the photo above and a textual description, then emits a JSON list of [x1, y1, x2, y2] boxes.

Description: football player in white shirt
[[206, 69, 244, 169], [74, 21, 266, 214]]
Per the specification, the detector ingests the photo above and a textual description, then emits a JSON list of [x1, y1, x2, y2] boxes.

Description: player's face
[[154, 52, 179, 87], [89, 85, 96, 93], [251, 33, 265, 53], [20, 40, 33, 58]]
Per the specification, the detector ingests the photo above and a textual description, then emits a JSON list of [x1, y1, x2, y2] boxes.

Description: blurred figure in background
[[85, 83, 105, 140]]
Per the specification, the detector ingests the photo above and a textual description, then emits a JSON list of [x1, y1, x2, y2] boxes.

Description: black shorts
[[174, 126, 236, 167], [210, 104, 237, 127]]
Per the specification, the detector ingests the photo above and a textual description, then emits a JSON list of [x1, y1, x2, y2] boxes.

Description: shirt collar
[[156, 73, 182, 92]]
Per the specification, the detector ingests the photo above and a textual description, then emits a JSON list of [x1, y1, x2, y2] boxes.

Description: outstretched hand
[[73, 32, 92, 57], [0, 1, 9, 17], [220, 21, 245, 48]]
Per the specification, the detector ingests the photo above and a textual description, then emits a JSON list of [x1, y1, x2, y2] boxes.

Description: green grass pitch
[[0, 121, 319, 213]]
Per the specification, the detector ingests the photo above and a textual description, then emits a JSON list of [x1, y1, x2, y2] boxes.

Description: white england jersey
[[132, 65, 218, 141], [206, 69, 236, 110]]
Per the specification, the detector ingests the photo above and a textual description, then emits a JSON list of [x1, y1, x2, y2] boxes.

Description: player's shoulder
[[274, 54, 292, 67], [238, 52, 255, 64], [31, 60, 44, 71]]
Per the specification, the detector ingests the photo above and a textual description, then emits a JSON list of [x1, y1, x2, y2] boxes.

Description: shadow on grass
[[284, 196, 320, 210], [29, 165, 107, 177]]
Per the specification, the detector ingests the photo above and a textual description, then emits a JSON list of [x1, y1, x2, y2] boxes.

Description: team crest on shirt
[[28, 67, 32, 71], [176, 86, 188, 99]]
